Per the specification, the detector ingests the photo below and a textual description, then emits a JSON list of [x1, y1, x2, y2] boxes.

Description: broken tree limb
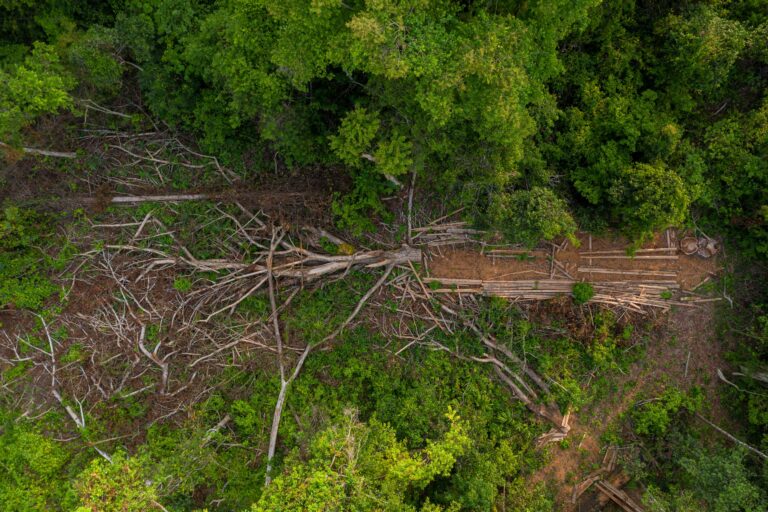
[[578, 268, 677, 278], [109, 144, 206, 168], [491, 364, 534, 405], [572, 447, 618, 503], [137, 325, 172, 394], [407, 169, 416, 244], [33, 314, 113, 463], [466, 323, 550, 394], [580, 248, 677, 255], [594, 480, 644, 512], [264, 376, 290, 486], [695, 413, 768, 461], [110, 194, 211, 203], [434, 303, 568, 438], [1, 140, 77, 159], [734, 366, 768, 385], [586, 255, 678, 260], [572, 473, 604, 503], [264, 231, 289, 486], [360, 152, 403, 187]]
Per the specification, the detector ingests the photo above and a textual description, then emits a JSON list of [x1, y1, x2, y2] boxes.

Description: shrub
[[572, 282, 595, 305], [0, 418, 77, 510], [172, 277, 193, 293], [0, 207, 59, 310], [488, 187, 578, 247], [331, 169, 394, 235], [632, 387, 703, 436], [74, 451, 158, 512]]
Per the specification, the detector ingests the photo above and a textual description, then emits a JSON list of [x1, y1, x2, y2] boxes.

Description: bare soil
[[427, 247, 551, 280], [559, 231, 719, 291]]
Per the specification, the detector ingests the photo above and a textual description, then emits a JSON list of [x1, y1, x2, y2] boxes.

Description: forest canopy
[[1, 0, 765, 250]]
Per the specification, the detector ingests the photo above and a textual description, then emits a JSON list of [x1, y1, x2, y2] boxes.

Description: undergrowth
[[0, 206, 75, 311]]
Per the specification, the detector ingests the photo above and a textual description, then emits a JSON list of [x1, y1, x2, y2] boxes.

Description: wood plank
[[578, 268, 677, 277]]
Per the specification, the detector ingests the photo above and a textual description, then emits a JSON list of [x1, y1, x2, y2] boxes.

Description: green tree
[[74, 452, 160, 512], [632, 388, 702, 437], [607, 163, 689, 239], [253, 408, 470, 512], [116, 0, 599, 237], [488, 187, 577, 246], [0, 417, 78, 511], [680, 448, 767, 512], [0, 42, 74, 144]]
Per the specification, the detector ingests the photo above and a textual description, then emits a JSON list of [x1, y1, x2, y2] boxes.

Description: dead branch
[[110, 194, 212, 203], [1, 140, 77, 159], [594, 480, 644, 512], [137, 325, 173, 394], [695, 413, 768, 460], [108, 144, 206, 169], [202, 414, 232, 446]]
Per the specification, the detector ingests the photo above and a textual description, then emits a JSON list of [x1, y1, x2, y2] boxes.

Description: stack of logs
[[422, 277, 712, 311], [412, 222, 483, 246], [572, 447, 645, 512]]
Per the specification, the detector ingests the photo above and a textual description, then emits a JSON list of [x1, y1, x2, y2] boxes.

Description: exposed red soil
[[427, 247, 551, 281]]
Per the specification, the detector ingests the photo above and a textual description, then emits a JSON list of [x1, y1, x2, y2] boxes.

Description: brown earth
[[427, 247, 551, 281], [560, 231, 719, 291]]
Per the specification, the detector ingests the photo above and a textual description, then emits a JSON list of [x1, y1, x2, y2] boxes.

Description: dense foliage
[[2, 0, 766, 248]]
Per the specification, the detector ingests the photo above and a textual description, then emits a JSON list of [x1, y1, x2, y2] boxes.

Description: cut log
[[1, 141, 76, 159], [594, 480, 644, 512], [586, 255, 678, 260], [580, 248, 678, 255], [110, 194, 211, 203], [578, 268, 677, 277]]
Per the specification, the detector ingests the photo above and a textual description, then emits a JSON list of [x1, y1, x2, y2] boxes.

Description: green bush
[[572, 282, 595, 305], [0, 207, 60, 310], [74, 451, 158, 512], [632, 388, 703, 436], [172, 277, 192, 293], [488, 187, 578, 247], [331, 169, 394, 235], [0, 416, 78, 511]]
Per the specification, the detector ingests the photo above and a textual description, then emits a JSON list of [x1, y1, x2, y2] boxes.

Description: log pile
[[572, 447, 645, 512], [412, 221, 483, 246], [422, 277, 715, 311]]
